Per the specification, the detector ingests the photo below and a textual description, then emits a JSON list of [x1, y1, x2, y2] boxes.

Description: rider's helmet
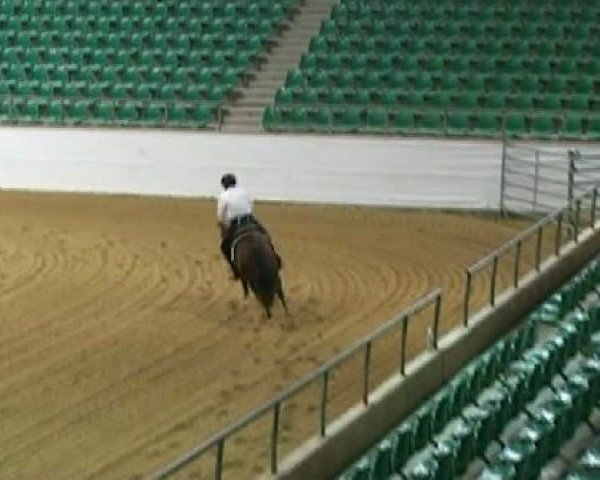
[[221, 173, 237, 189]]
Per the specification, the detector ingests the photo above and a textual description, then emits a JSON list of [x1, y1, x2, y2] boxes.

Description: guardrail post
[[592, 188, 598, 228], [363, 341, 372, 405], [319, 371, 328, 437], [575, 198, 581, 242], [400, 315, 408, 375], [463, 270, 471, 326], [555, 211, 563, 256], [535, 226, 543, 271], [271, 402, 280, 474], [215, 439, 224, 480], [514, 240, 521, 287], [433, 294, 441, 349], [490, 255, 498, 306]]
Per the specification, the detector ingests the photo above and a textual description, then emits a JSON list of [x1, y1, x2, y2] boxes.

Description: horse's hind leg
[[277, 284, 289, 315]]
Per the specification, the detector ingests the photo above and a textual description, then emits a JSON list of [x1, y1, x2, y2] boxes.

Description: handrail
[[151, 289, 442, 479], [463, 187, 598, 325], [468, 210, 559, 274]]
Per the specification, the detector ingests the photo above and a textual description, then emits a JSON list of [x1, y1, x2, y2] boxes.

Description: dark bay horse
[[232, 226, 288, 318]]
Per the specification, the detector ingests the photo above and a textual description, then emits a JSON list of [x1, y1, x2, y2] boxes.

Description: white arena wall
[[0, 126, 505, 209], [1, 127, 594, 209]]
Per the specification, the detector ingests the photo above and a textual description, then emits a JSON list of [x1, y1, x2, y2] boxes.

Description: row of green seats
[[529, 261, 600, 326], [339, 259, 600, 480], [0, 16, 280, 36], [311, 34, 600, 56], [0, 29, 270, 49], [0, 63, 245, 85], [482, 356, 600, 480], [286, 70, 600, 96], [300, 53, 600, 76], [333, 2, 600, 20], [338, 321, 537, 480], [0, 49, 255, 71], [566, 434, 600, 479], [333, 9, 600, 25], [0, 14, 277, 33], [263, 105, 600, 140], [321, 19, 598, 41], [0, 79, 231, 101], [0, 97, 217, 128], [275, 87, 600, 112], [0, 0, 291, 18]]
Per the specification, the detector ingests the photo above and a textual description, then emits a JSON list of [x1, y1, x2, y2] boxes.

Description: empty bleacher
[[565, 433, 600, 479], [264, 0, 600, 138], [0, 0, 295, 128], [337, 257, 600, 479]]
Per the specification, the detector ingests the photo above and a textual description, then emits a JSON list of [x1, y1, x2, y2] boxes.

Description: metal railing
[[151, 289, 443, 480], [463, 187, 598, 326]]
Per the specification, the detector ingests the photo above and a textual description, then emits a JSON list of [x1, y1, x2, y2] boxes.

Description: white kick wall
[[0, 126, 506, 208]]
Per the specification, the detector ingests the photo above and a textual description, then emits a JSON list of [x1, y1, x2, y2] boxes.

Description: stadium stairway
[[220, 0, 336, 133]]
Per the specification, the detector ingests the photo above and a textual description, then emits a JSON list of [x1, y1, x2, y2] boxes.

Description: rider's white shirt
[[217, 186, 253, 227]]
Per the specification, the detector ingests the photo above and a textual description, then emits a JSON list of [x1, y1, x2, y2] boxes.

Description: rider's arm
[[216, 194, 227, 228]]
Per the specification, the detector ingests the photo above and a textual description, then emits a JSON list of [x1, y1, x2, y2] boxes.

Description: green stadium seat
[[505, 113, 526, 137], [336, 106, 362, 132], [307, 107, 331, 131], [415, 111, 444, 135], [65, 99, 91, 125], [427, 92, 452, 109], [406, 91, 425, 108], [572, 77, 594, 95], [455, 92, 479, 109], [366, 108, 388, 131], [116, 102, 140, 126], [262, 105, 279, 131], [585, 116, 600, 141], [546, 76, 567, 95], [40, 100, 63, 125], [473, 112, 500, 137], [283, 106, 309, 130], [537, 95, 562, 111], [140, 102, 165, 127], [447, 112, 471, 136], [392, 110, 415, 134], [513, 94, 534, 110], [92, 100, 116, 125], [562, 113, 583, 139]]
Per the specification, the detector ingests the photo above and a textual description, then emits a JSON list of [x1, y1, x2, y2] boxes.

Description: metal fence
[[501, 142, 600, 216], [465, 187, 598, 325], [152, 188, 598, 480]]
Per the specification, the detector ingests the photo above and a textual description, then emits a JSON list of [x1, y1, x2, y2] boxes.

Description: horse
[[232, 226, 288, 318]]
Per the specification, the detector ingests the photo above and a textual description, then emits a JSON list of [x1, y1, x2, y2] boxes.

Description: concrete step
[[220, 0, 336, 130], [225, 105, 264, 115], [232, 97, 275, 107], [220, 124, 262, 134]]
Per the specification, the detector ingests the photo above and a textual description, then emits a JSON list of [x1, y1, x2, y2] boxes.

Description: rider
[[217, 173, 280, 280]]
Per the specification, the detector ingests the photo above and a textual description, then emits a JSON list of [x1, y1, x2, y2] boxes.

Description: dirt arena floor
[[0, 191, 534, 479]]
